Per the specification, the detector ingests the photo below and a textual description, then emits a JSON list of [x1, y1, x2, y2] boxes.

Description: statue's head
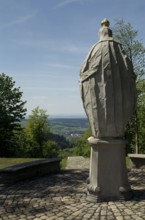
[[101, 18, 110, 27], [99, 19, 113, 41]]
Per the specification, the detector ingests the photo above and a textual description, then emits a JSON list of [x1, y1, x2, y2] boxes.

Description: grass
[[0, 158, 43, 169], [126, 156, 132, 168], [60, 157, 68, 169]]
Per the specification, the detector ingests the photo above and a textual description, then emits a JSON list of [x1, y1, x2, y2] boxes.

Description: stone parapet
[[0, 158, 61, 183]]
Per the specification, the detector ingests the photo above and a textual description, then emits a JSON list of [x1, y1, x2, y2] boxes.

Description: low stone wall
[[128, 154, 145, 168], [0, 158, 61, 184]]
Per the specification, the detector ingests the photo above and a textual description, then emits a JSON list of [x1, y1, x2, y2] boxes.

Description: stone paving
[[0, 166, 145, 219]]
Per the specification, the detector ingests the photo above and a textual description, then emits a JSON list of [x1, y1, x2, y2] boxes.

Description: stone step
[[66, 156, 90, 169]]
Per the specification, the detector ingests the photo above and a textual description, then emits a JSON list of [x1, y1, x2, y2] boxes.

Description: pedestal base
[[87, 137, 133, 202]]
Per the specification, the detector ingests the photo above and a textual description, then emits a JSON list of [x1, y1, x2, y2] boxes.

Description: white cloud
[[54, 0, 84, 8], [0, 13, 36, 29]]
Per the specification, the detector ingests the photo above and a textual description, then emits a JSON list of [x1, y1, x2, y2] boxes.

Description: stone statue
[[79, 19, 136, 201], [80, 19, 136, 139]]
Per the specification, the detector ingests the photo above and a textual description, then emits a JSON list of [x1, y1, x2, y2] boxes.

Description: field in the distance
[[49, 118, 89, 138]]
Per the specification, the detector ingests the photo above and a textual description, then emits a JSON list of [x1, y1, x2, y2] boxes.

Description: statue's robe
[[80, 37, 136, 138]]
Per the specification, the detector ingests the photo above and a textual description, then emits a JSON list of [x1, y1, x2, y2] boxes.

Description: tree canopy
[[112, 19, 145, 80], [25, 107, 59, 158], [113, 19, 145, 153], [0, 73, 27, 156]]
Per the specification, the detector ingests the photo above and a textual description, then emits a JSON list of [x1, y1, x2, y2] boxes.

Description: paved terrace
[[0, 157, 145, 220]]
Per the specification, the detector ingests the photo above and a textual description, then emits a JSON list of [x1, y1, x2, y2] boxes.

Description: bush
[[43, 140, 59, 158]]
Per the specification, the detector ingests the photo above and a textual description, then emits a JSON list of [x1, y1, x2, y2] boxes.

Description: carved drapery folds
[[80, 23, 136, 138]]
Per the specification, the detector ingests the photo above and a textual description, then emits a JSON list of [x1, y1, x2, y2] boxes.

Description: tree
[[112, 19, 145, 80], [74, 129, 91, 157], [25, 107, 58, 157], [0, 73, 27, 156], [112, 19, 145, 153], [136, 80, 145, 153], [43, 140, 59, 158], [49, 133, 72, 149]]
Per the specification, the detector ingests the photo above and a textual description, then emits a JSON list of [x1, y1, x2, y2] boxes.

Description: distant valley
[[21, 117, 89, 139], [49, 118, 89, 138]]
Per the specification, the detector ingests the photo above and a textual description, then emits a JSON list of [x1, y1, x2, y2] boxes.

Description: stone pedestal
[[87, 137, 133, 202]]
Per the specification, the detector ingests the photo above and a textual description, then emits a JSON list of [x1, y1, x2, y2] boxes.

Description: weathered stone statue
[[80, 19, 136, 201], [80, 19, 136, 138]]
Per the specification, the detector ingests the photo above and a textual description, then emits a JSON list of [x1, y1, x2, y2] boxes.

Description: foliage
[[12, 128, 36, 157], [25, 107, 59, 158], [58, 129, 91, 167], [0, 73, 27, 156], [112, 19, 145, 80], [125, 115, 136, 153], [113, 20, 145, 154], [59, 148, 77, 159], [125, 80, 145, 153], [58, 147, 79, 168], [7, 107, 73, 158], [74, 129, 91, 157], [0, 73, 85, 158], [42, 140, 59, 158], [60, 157, 68, 169], [136, 80, 145, 153], [48, 133, 72, 149]]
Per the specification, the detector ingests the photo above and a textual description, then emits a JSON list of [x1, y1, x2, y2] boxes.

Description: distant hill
[[49, 118, 89, 138], [21, 117, 89, 138], [49, 114, 87, 119]]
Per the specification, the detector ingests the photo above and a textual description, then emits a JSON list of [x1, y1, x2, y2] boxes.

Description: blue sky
[[0, 0, 145, 117]]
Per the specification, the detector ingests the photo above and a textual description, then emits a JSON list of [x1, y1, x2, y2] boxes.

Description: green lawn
[[0, 158, 43, 169]]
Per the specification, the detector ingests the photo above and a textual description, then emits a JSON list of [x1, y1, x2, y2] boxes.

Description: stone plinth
[[87, 137, 133, 202]]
